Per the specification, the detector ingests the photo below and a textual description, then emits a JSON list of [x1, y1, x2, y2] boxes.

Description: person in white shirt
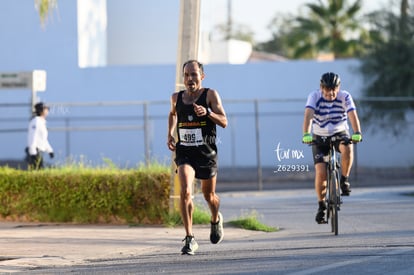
[[302, 72, 362, 224], [26, 102, 54, 170]]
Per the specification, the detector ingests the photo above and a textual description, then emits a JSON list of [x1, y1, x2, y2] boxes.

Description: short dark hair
[[182, 60, 204, 74], [34, 102, 49, 116]]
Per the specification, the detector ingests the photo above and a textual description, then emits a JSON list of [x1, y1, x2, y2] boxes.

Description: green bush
[[0, 166, 170, 224]]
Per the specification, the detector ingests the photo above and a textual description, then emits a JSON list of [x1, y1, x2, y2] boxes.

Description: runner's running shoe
[[210, 212, 224, 244], [181, 235, 198, 255]]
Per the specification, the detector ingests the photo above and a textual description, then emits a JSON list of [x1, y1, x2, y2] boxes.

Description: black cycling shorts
[[312, 132, 350, 164], [175, 145, 218, 179]]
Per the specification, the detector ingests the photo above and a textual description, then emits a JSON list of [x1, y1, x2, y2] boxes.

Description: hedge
[[0, 167, 170, 224]]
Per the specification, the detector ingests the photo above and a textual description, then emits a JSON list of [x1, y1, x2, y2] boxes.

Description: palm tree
[[35, 0, 57, 27], [287, 0, 368, 59]]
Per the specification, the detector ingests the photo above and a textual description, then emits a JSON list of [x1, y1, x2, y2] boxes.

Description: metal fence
[[1, 97, 413, 190]]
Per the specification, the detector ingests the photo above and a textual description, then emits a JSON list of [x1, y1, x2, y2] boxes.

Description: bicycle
[[308, 136, 352, 235]]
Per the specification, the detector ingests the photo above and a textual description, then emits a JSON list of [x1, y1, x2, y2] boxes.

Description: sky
[[201, 0, 390, 42]]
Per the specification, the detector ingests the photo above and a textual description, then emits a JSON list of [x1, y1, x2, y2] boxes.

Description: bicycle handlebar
[[302, 136, 354, 146]]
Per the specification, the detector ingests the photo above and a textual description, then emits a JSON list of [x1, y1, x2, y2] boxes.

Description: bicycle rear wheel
[[330, 170, 339, 235]]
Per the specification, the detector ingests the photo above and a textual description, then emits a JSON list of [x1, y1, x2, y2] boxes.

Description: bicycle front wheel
[[330, 170, 339, 235]]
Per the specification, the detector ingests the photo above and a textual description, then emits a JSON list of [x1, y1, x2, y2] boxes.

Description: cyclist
[[302, 72, 362, 224]]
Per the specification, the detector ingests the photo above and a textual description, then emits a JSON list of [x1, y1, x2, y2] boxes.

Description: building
[[0, 1, 412, 169]]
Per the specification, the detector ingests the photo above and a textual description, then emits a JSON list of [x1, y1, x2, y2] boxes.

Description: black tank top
[[176, 88, 217, 152]]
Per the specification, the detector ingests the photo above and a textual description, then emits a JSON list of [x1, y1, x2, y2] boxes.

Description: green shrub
[[0, 166, 170, 224]]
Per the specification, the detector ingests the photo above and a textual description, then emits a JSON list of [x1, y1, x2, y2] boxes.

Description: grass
[[164, 205, 213, 227], [52, 156, 170, 173], [166, 206, 279, 232], [229, 216, 279, 232], [228, 211, 279, 232]]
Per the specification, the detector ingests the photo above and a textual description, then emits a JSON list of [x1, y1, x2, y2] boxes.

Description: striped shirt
[[305, 89, 356, 136]]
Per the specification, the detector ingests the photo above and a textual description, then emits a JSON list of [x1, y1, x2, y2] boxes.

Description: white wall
[[201, 39, 252, 64], [106, 0, 179, 65], [77, 0, 107, 68]]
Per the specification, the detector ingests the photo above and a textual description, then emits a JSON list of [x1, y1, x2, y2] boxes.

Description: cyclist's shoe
[[341, 181, 351, 196], [315, 201, 327, 224], [181, 235, 198, 255], [210, 212, 224, 244]]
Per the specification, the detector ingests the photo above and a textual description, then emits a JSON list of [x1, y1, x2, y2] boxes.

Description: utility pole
[[174, 0, 201, 92], [226, 0, 232, 40], [171, 0, 201, 211]]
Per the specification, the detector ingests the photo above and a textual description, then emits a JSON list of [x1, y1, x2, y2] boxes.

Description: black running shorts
[[175, 145, 218, 179]]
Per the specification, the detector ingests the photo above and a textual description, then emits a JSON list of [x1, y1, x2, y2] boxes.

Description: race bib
[[179, 128, 203, 146]]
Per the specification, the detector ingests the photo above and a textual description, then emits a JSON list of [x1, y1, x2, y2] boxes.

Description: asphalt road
[[2, 184, 413, 274]]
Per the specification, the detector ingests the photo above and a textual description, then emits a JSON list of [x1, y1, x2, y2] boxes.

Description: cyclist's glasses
[[322, 86, 339, 91]]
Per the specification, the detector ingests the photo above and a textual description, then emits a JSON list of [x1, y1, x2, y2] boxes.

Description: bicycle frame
[[324, 137, 342, 235], [306, 136, 352, 235]]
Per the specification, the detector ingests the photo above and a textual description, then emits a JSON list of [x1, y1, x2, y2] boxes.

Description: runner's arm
[[167, 93, 178, 151], [206, 89, 227, 128]]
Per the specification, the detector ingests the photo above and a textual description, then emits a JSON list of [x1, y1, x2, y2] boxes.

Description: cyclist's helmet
[[34, 102, 49, 116], [320, 72, 341, 89]]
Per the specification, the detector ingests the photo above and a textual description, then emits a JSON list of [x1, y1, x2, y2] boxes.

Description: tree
[[254, 13, 296, 56], [359, 0, 414, 134], [258, 0, 370, 59], [35, 0, 57, 27], [214, 22, 255, 43]]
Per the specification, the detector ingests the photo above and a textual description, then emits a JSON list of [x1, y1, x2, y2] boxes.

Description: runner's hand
[[193, 103, 208, 117], [302, 133, 312, 144], [167, 135, 176, 151], [352, 132, 362, 143]]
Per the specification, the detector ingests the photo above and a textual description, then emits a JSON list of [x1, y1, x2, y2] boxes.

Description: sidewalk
[[0, 222, 260, 273]]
